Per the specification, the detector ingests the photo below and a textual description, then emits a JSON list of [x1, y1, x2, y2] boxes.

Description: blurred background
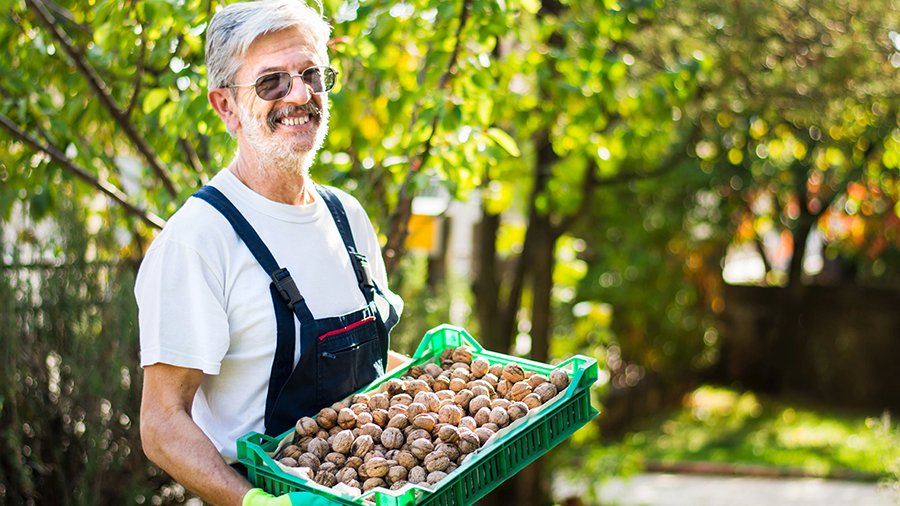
[[1, 0, 899, 504]]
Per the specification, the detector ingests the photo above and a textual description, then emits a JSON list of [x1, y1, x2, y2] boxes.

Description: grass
[[566, 385, 900, 483]]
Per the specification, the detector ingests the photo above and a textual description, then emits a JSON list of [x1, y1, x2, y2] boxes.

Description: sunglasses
[[228, 66, 338, 101]]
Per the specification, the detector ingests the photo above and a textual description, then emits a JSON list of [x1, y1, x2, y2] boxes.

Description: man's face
[[230, 27, 330, 173]]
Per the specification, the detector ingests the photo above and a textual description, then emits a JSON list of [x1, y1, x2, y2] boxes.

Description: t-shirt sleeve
[[135, 238, 230, 374]]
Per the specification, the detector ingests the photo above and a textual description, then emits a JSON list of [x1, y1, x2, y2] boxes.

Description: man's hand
[[243, 487, 338, 506]]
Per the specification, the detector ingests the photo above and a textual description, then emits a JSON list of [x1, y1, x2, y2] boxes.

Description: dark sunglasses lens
[[255, 72, 291, 100], [303, 67, 335, 93]]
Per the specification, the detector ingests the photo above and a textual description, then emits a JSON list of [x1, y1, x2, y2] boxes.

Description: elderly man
[[135, 1, 403, 504]]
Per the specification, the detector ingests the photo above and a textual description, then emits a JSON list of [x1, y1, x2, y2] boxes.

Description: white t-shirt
[[135, 169, 402, 462]]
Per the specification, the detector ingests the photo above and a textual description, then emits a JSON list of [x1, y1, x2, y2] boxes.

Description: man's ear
[[208, 88, 241, 133]]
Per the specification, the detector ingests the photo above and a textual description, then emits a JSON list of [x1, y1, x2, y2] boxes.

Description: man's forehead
[[243, 28, 325, 75]]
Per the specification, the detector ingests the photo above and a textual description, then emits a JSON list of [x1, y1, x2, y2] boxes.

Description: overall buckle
[[271, 268, 304, 308]]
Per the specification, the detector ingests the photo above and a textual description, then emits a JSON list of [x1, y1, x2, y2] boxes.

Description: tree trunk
[[473, 208, 503, 349]]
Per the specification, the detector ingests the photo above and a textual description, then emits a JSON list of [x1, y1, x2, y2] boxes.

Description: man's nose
[[283, 75, 312, 104]]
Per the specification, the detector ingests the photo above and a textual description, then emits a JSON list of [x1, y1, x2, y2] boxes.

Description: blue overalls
[[193, 184, 399, 437]]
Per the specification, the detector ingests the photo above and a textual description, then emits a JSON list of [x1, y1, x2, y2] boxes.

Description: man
[[135, 1, 403, 504]]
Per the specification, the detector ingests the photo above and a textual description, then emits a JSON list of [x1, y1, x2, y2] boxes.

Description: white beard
[[236, 100, 330, 179]]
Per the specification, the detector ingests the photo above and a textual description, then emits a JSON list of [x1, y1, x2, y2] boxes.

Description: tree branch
[[382, 0, 473, 275], [0, 114, 166, 230], [25, 0, 178, 198]]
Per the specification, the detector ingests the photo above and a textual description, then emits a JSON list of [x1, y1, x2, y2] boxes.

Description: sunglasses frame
[[228, 65, 338, 100]]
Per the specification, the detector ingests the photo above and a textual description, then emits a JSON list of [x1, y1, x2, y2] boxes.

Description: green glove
[[242, 487, 339, 506]]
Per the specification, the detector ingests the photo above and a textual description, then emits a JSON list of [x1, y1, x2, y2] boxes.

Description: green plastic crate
[[236, 324, 600, 506]]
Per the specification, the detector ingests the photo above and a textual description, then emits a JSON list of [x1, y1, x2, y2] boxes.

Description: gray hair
[[205, 0, 332, 92]]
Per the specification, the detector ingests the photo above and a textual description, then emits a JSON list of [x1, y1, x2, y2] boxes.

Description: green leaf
[[485, 127, 521, 157], [143, 88, 169, 114]]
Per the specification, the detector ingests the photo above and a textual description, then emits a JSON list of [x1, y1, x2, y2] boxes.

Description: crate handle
[[412, 324, 484, 360]]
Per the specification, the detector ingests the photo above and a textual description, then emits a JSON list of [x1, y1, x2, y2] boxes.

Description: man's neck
[[228, 153, 315, 206]]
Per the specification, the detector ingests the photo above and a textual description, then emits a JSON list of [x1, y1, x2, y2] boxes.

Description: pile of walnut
[[275, 346, 571, 495]]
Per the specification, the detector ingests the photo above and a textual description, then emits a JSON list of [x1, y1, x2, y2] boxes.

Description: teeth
[[280, 115, 310, 126]]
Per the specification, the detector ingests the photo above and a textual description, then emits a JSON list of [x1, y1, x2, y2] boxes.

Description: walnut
[[491, 398, 511, 410], [527, 374, 549, 389], [387, 465, 408, 484], [453, 389, 475, 411], [296, 436, 313, 452], [469, 384, 492, 399], [409, 438, 434, 460], [328, 425, 343, 437], [414, 391, 441, 412], [381, 427, 405, 449], [405, 379, 431, 397], [474, 406, 492, 426], [474, 427, 495, 445], [325, 452, 346, 467], [351, 402, 370, 415], [482, 422, 500, 432], [396, 450, 417, 470], [316, 429, 330, 440], [435, 442, 460, 461], [371, 409, 390, 428], [294, 417, 318, 438], [450, 346, 474, 364], [338, 408, 358, 429], [482, 373, 500, 389], [423, 452, 450, 473], [296, 452, 320, 472], [351, 393, 370, 405], [279, 456, 298, 467], [344, 479, 361, 490], [388, 404, 409, 419], [307, 438, 330, 460], [437, 424, 460, 444], [406, 402, 428, 419], [523, 392, 543, 409], [508, 381, 532, 402], [427, 470, 448, 485], [489, 407, 510, 427], [331, 399, 351, 412], [336, 467, 358, 483], [550, 369, 571, 391], [458, 416, 478, 432], [534, 382, 558, 403], [316, 408, 338, 429], [387, 413, 410, 430], [281, 444, 302, 460], [457, 430, 480, 453], [314, 469, 337, 487], [438, 404, 464, 425], [390, 480, 408, 491], [449, 377, 467, 392], [413, 413, 438, 432], [359, 422, 383, 441], [439, 348, 455, 362], [351, 434, 374, 458], [390, 393, 413, 407], [424, 363, 443, 377], [469, 395, 492, 415], [508, 401, 530, 421], [405, 428, 431, 444], [407, 366, 426, 379], [408, 466, 427, 484], [364, 457, 390, 478], [331, 429, 354, 454], [497, 379, 511, 398], [435, 389, 455, 402], [356, 411, 374, 426], [345, 456, 363, 469], [501, 364, 526, 383], [362, 477, 386, 491], [450, 367, 470, 383], [489, 364, 504, 377], [368, 393, 390, 411], [432, 375, 451, 392], [470, 357, 490, 378]]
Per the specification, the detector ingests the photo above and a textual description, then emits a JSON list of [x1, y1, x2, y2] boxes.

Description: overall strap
[[192, 186, 312, 429], [193, 186, 315, 322], [316, 185, 375, 304]]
